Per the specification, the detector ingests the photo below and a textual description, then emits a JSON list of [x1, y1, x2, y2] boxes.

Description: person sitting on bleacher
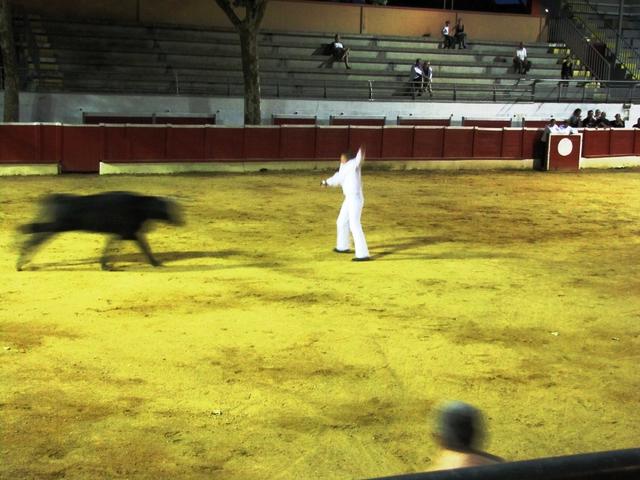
[[633, 117, 640, 128], [442, 21, 454, 49], [430, 401, 503, 471], [513, 42, 531, 75], [331, 34, 351, 69]]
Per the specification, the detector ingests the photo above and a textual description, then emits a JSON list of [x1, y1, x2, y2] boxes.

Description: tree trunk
[[0, 0, 19, 122], [239, 26, 261, 125]]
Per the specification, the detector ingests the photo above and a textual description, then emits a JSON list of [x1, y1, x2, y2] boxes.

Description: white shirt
[[516, 47, 527, 61], [333, 41, 344, 49], [541, 123, 560, 142], [411, 64, 424, 80], [442, 25, 450, 35], [325, 149, 363, 198]]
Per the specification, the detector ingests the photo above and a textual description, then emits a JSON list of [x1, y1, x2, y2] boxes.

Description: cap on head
[[435, 401, 485, 452]]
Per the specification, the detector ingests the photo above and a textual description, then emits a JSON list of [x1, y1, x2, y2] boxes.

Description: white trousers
[[336, 195, 369, 258]]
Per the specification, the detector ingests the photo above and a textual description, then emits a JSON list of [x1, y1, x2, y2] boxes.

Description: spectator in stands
[[633, 118, 640, 128], [582, 110, 597, 128], [454, 18, 467, 49], [325, 34, 351, 69], [513, 42, 531, 75], [411, 59, 424, 98], [442, 21, 454, 49], [594, 109, 602, 122], [560, 57, 573, 80], [596, 112, 610, 128], [430, 401, 503, 471], [422, 60, 434, 98], [611, 113, 625, 128], [567, 108, 582, 128], [539, 118, 560, 164]]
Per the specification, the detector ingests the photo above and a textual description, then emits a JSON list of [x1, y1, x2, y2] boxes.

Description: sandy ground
[[1, 169, 639, 480]]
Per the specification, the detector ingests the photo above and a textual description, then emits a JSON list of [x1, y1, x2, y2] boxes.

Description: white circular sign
[[557, 138, 573, 156]]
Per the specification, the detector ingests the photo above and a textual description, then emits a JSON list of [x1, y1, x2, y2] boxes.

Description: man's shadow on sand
[[370, 236, 515, 261]]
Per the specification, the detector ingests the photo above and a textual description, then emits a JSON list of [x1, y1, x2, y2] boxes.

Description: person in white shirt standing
[[442, 21, 454, 49], [321, 146, 371, 261], [410, 59, 424, 98]]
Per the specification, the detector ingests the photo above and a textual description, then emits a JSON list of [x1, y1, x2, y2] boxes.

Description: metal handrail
[[547, 16, 612, 81], [562, 0, 640, 79]]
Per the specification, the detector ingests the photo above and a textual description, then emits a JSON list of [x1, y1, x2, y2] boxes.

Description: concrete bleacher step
[[19, 15, 575, 100]]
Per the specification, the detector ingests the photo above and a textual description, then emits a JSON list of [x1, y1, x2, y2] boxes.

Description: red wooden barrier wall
[[462, 118, 511, 128], [1, 124, 637, 173], [381, 127, 414, 158], [413, 127, 445, 158], [397, 117, 451, 126], [582, 129, 610, 157], [272, 116, 317, 126], [444, 128, 474, 159], [473, 128, 503, 158], [280, 126, 316, 159], [501, 129, 523, 159]]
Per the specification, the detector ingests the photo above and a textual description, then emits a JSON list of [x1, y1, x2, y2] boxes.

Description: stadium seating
[[564, 0, 640, 79], [12, 15, 593, 103]]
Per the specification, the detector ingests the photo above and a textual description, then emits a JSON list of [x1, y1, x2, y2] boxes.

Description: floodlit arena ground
[[1, 169, 639, 479]]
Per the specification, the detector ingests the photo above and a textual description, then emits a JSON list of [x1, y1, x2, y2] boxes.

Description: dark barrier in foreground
[[370, 448, 640, 480]]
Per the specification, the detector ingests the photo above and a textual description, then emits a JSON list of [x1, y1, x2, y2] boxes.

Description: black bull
[[17, 192, 183, 270]]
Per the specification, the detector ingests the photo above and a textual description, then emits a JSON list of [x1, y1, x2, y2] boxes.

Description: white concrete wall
[[5, 92, 640, 126]]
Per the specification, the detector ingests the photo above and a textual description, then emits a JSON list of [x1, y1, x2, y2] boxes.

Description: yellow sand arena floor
[[1, 170, 639, 479]]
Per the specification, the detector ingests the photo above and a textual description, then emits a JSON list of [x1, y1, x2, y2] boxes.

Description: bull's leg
[[100, 236, 119, 271], [134, 233, 161, 267], [16, 232, 55, 271]]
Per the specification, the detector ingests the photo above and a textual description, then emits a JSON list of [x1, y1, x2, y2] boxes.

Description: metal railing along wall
[[369, 448, 640, 480], [548, 15, 612, 81], [565, 0, 640, 80], [162, 76, 640, 103]]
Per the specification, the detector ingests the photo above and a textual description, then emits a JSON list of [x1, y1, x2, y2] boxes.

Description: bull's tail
[[19, 194, 77, 234]]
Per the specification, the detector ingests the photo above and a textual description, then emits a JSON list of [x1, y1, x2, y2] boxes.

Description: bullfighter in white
[[321, 146, 371, 261]]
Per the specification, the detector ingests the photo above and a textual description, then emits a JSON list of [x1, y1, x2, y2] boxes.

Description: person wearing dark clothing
[[323, 34, 351, 69], [454, 18, 467, 49], [410, 58, 424, 98], [422, 60, 434, 98], [429, 401, 504, 471], [567, 108, 581, 128], [561, 57, 573, 80], [611, 114, 625, 128], [596, 112, 610, 128], [633, 118, 640, 128], [582, 110, 597, 128]]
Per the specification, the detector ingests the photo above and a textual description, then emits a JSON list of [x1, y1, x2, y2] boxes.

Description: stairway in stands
[[564, 0, 640, 79]]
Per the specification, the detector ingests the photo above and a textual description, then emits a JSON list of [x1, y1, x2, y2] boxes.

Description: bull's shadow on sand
[[18, 249, 255, 272], [370, 236, 515, 261]]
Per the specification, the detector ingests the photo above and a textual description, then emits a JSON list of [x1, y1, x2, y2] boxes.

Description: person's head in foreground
[[340, 150, 355, 164], [431, 401, 503, 471]]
